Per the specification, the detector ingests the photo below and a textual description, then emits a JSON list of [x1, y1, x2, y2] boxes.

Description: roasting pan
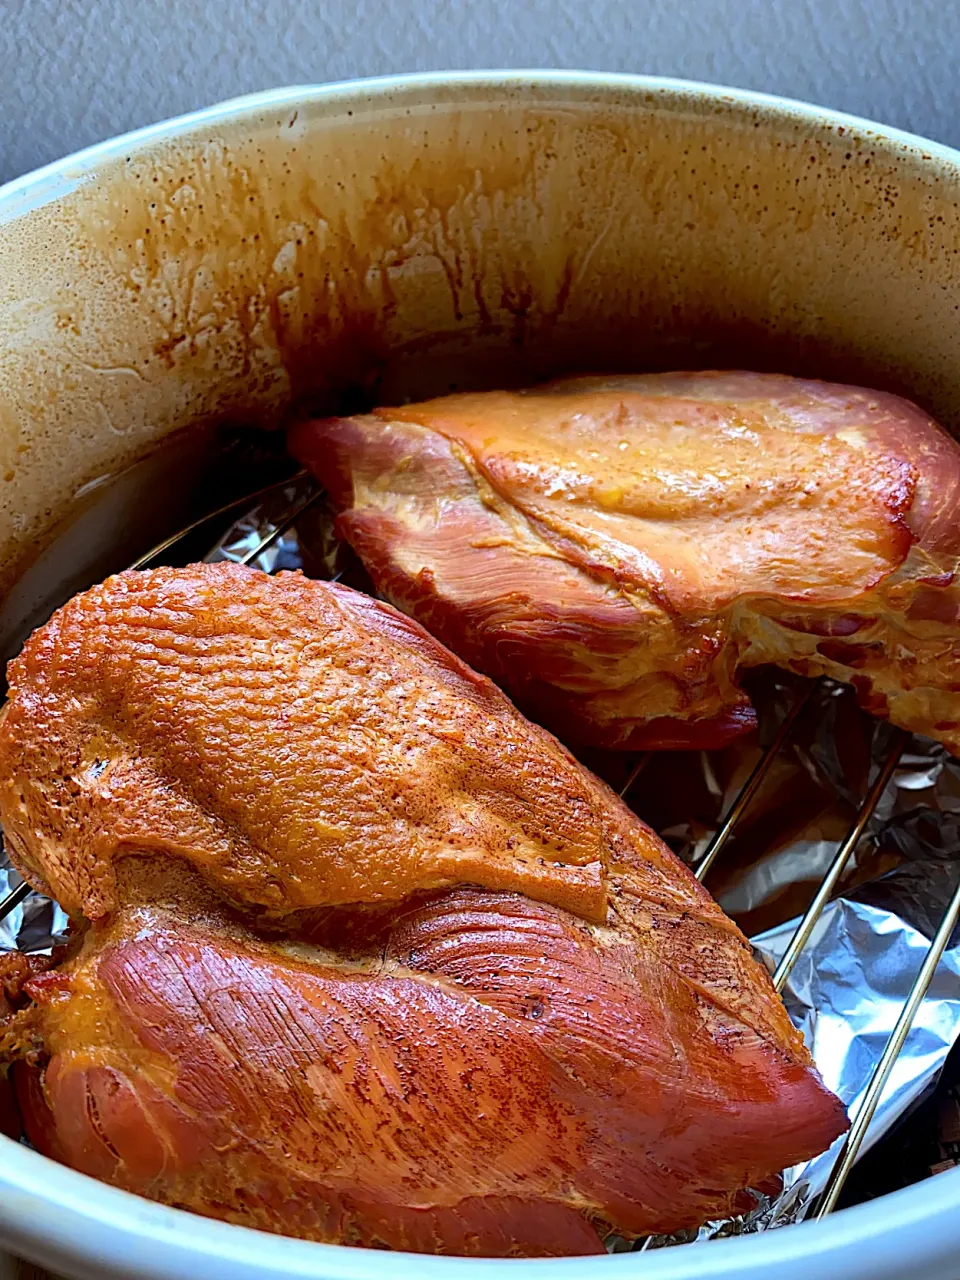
[[2, 73, 960, 1280]]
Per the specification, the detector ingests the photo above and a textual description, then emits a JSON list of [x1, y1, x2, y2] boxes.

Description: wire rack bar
[[815, 871, 960, 1217], [694, 683, 819, 884], [0, 878, 30, 923], [619, 752, 652, 800], [236, 486, 326, 567], [773, 730, 907, 993], [128, 472, 310, 571]]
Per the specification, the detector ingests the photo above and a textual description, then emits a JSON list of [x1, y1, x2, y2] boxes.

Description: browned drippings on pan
[[5, 79, 960, 602]]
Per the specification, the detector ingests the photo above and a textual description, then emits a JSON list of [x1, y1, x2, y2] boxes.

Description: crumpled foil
[[202, 471, 316, 574], [202, 469, 365, 588], [756, 898, 960, 1220], [0, 870, 68, 954], [4, 489, 960, 1248]]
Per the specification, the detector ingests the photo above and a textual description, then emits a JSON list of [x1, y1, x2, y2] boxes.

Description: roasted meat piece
[[0, 561, 625, 924], [0, 951, 52, 1139], [0, 563, 847, 1253], [6, 864, 846, 1253], [290, 371, 960, 752]]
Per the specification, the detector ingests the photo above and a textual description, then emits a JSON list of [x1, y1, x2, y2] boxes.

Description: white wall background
[[2, 0, 960, 184]]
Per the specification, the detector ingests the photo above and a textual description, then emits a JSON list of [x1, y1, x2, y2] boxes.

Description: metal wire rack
[[2, 471, 960, 1234]]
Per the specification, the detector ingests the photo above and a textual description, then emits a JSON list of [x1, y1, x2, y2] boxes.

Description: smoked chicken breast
[[0, 563, 847, 1253], [4, 866, 847, 1254], [290, 371, 960, 752]]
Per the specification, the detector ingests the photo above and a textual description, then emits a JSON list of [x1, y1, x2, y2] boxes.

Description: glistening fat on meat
[[289, 371, 960, 754]]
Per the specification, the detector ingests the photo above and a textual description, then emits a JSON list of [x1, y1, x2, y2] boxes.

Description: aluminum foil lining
[[202, 474, 311, 573], [0, 870, 68, 954], [756, 898, 960, 1220], [4, 488, 960, 1245]]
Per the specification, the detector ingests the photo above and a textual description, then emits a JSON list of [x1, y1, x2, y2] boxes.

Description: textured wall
[[1, 0, 960, 184]]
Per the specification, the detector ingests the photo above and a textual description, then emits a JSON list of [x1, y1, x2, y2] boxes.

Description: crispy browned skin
[[290, 370, 960, 751], [0, 562, 848, 1252], [5, 863, 846, 1254]]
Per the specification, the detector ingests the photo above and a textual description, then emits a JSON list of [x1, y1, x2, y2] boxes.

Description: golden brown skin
[[0, 561, 637, 924], [290, 370, 960, 752], [4, 860, 846, 1254], [0, 562, 848, 1252]]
